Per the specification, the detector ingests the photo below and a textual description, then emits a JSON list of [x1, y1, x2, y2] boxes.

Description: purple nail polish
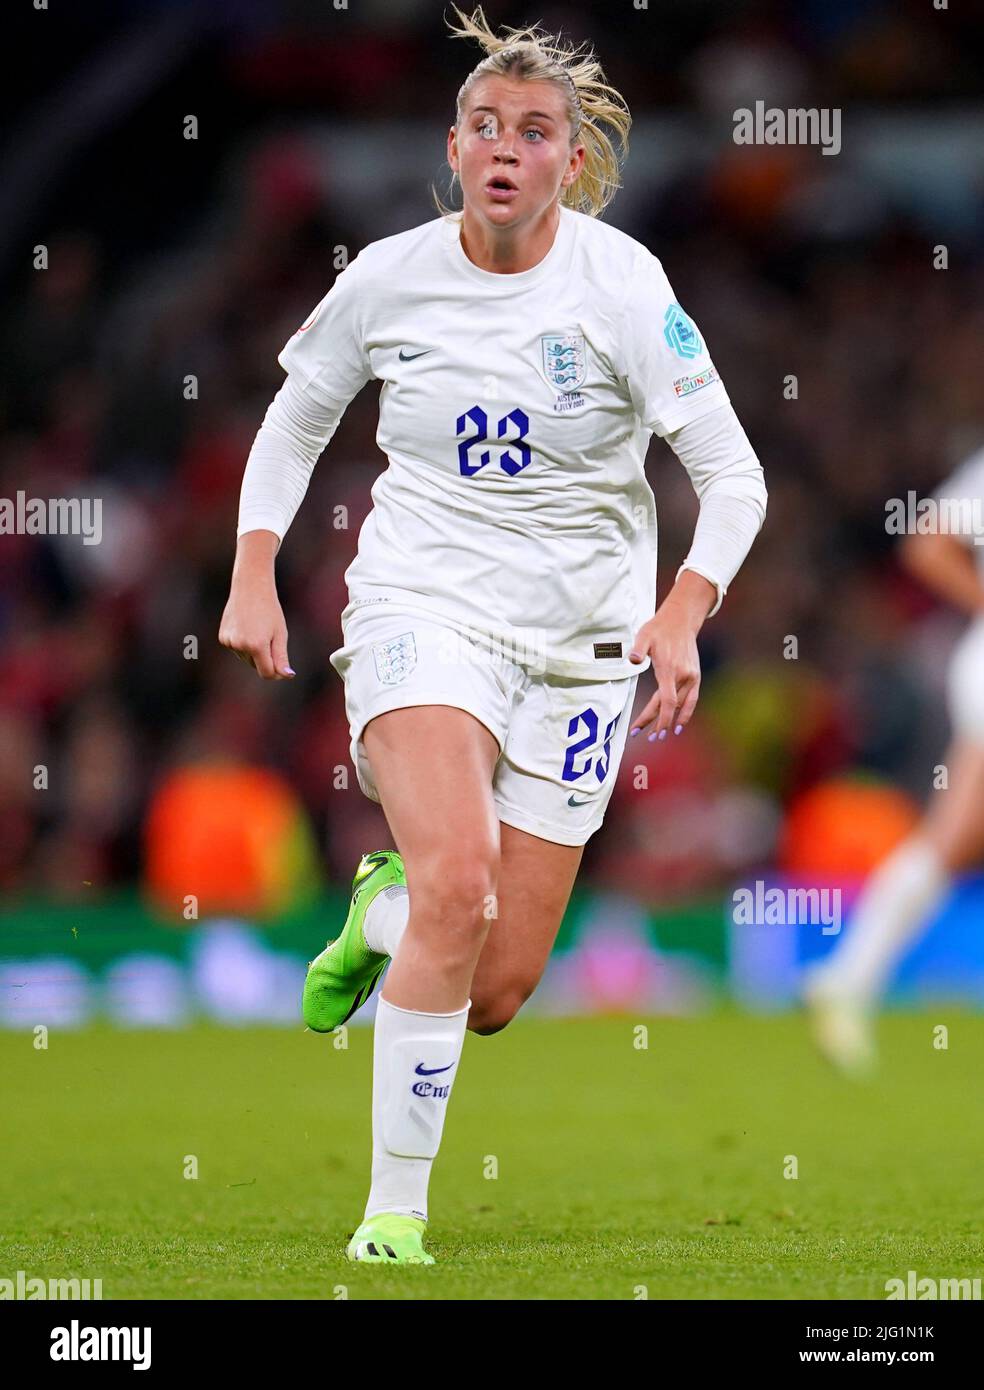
[[647, 731, 657, 742], [630, 727, 640, 738], [674, 724, 683, 736], [658, 729, 667, 741]]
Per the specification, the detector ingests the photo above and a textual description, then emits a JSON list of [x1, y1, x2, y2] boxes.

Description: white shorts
[[328, 604, 638, 846], [947, 617, 984, 743]]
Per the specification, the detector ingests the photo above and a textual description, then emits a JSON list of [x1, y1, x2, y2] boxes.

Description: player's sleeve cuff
[[675, 563, 725, 618]]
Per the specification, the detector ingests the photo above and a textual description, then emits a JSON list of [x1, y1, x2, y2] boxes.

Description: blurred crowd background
[[2, 0, 983, 922]]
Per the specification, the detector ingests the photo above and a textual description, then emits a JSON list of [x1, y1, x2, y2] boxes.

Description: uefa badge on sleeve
[[663, 304, 703, 360]]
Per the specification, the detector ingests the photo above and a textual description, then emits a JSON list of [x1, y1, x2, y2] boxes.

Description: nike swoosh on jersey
[[398, 348, 433, 361], [567, 794, 592, 807]]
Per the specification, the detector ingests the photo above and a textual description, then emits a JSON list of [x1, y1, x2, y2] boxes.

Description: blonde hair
[[431, 4, 631, 221]]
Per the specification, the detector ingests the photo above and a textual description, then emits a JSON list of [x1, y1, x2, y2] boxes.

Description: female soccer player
[[220, 6, 767, 1264], [804, 447, 984, 1076]]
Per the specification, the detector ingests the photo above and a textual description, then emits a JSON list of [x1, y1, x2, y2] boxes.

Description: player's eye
[[473, 121, 545, 141]]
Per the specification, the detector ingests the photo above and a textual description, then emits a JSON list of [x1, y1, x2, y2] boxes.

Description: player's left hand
[[627, 574, 716, 741]]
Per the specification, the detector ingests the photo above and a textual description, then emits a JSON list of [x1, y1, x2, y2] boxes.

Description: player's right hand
[[218, 584, 295, 680]]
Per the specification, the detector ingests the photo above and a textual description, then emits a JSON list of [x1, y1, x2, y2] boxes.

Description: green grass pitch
[[3, 1011, 982, 1300]]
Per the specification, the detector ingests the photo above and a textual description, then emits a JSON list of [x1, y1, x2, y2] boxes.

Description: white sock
[[363, 994, 470, 1224], [362, 884, 410, 958], [820, 838, 951, 1006]]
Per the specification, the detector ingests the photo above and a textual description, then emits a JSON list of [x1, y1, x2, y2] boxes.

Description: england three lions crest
[[372, 631, 417, 686], [541, 333, 586, 393]]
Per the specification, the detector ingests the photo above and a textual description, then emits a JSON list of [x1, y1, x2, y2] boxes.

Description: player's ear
[[562, 145, 585, 187]]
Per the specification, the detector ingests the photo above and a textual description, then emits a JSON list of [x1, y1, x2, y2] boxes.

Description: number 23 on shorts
[[561, 704, 621, 786]]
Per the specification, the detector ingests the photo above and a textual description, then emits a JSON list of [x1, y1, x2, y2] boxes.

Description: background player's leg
[[804, 738, 984, 1077], [467, 822, 583, 1035], [923, 739, 984, 871], [817, 738, 984, 1005]]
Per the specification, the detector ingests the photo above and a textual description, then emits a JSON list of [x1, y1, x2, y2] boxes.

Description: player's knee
[[407, 845, 500, 923], [468, 1003, 513, 1036], [467, 984, 531, 1036]]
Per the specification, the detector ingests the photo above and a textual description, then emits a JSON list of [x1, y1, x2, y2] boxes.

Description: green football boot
[[347, 1214, 434, 1265], [302, 850, 405, 1033]]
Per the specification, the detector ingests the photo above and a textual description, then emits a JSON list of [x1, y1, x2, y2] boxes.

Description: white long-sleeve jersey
[[238, 204, 767, 679]]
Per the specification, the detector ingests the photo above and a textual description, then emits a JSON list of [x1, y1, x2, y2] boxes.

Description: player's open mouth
[[485, 178, 519, 201]]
